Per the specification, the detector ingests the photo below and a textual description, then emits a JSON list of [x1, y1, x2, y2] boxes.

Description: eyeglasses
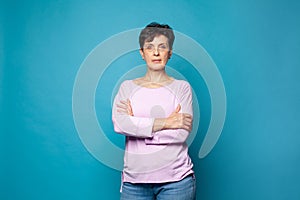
[[143, 44, 169, 53]]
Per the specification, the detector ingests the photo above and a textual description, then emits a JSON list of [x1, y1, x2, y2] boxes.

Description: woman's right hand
[[116, 99, 134, 116]]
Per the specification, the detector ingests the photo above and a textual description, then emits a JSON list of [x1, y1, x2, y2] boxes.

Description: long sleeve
[[145, 81, 193, 145], [113, 80, 195, 184], [112, 81, 155, 138]]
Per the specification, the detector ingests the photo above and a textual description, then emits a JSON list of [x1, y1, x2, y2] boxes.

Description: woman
[[112, 22, 196, 200]]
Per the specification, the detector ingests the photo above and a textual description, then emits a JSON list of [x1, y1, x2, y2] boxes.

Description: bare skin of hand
[[117, 100, 192, 132], [116, 99, 134, 116], [153, 104, 193, 132]]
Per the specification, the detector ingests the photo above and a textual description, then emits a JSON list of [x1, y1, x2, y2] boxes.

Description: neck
[[144, 70, 170, 83]]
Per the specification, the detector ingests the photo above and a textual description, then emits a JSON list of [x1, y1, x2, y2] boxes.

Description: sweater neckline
[[131, 79, 176, 89]]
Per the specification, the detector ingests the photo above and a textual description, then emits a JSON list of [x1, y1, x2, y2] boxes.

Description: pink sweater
[[112, 79, 194, 183]]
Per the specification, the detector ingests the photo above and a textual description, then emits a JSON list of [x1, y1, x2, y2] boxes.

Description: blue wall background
[[1, 0, 300, 199]]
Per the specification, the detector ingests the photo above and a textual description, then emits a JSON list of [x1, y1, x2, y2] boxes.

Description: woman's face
[[140, 35, 172, 72]]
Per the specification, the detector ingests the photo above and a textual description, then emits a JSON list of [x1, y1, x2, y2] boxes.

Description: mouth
[[152, 59, 162, 63]]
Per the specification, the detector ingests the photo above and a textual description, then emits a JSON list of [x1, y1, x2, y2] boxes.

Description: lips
[[152, 59, 161, 63]]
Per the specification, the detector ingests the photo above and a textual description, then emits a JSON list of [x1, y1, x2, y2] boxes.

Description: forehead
[[144, 35, 169, 44]]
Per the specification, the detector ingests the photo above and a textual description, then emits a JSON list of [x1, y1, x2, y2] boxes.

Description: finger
[[175, 104, 181, 113], [183, 121, 193, 126], [118, 99, 133, 108], [119, 100, 129, 106], [183, 114, 192, 119], [184, 121, 192, 127], [128, 107, 133, 116], [181, 124, 191, 132], [127, 99, 133, 109], [184, 124, 193, 132], [183, 117, 193, 127], [183, 117, 192, 123], [117, 107, 133, 116], [127, 99, 134, 116], [116, 103, 128, 109], [117, 109, 128, 113]]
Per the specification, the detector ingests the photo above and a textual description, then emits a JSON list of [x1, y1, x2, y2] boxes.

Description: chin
[[148, 62, 166, 70], [148, 65, 165, 71]]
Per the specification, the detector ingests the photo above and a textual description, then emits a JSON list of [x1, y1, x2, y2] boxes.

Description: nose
[[153, 48, 159, 56]]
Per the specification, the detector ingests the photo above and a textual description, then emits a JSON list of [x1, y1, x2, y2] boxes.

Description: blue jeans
[[120, 175, 196, 200]]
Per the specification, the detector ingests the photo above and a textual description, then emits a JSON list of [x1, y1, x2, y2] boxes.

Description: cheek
[[162, 54, 170, 61], [143, 52, 151, 59], [144, 55, 151, 62]]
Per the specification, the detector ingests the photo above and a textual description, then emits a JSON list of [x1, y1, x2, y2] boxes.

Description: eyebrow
[[144, 42, 168, 46]]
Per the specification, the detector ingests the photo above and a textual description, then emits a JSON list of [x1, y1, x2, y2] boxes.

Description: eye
[[144, 45, 154, 51], [158, 44, 168, 51]]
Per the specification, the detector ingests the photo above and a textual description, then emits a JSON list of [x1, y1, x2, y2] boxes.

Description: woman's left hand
[[117, 99, 134, 116]]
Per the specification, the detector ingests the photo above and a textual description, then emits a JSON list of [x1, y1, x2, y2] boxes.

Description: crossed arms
[[112, 81, 193, 144]]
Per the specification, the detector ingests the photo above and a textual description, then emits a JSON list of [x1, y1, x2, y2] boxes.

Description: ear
[[139, 49, 145, 60], [168, 49, 173, 59]]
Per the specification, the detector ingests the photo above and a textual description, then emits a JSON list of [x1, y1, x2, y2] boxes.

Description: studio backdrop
[[1, 1, 300, 200]]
